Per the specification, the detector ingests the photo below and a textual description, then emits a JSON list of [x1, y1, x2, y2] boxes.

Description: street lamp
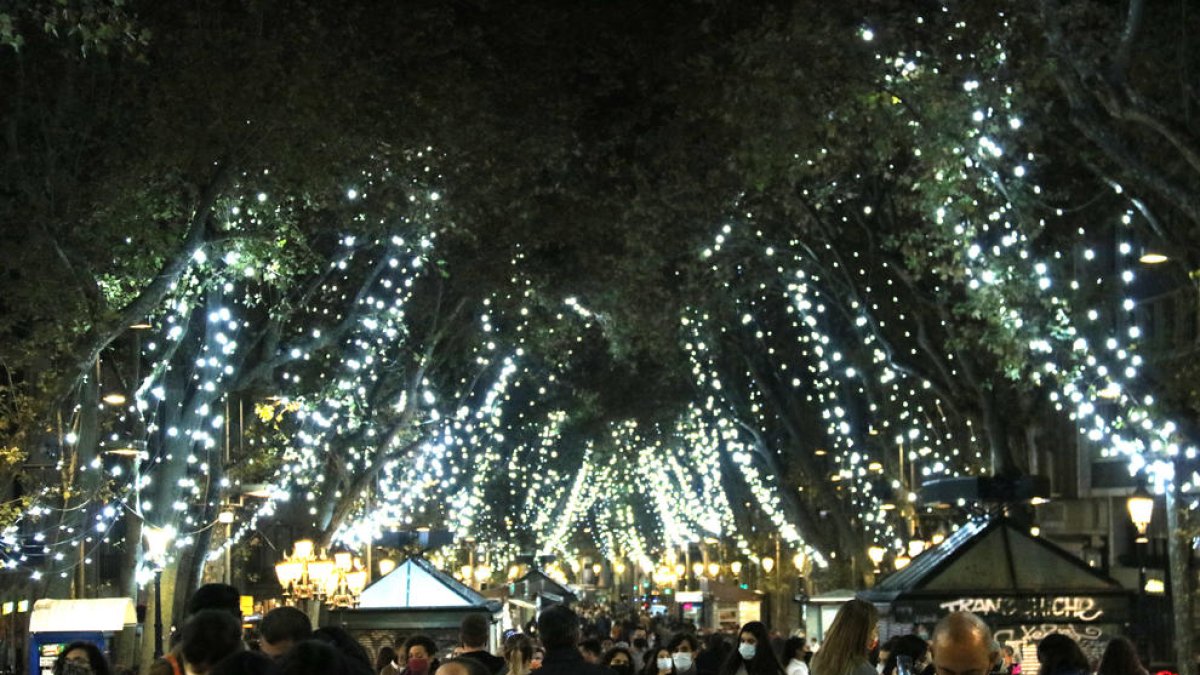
[[1128, 484, 1155, 544], [867, 546, 887, 570], [760, 556, 775, 574], [143, 524, 176, 660]]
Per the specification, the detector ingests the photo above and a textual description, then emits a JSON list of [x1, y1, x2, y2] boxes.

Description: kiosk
[[27, 598, 136, 675]]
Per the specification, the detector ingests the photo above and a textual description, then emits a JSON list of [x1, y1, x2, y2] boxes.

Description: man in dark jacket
[[535, 605, 614, 675]]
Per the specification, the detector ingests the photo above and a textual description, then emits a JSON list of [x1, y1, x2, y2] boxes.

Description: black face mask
[[633, 639, 648, 651], [611, 665, 634, 675]]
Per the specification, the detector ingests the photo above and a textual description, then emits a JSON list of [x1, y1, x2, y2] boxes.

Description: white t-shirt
[[787, 659, 811, 675]]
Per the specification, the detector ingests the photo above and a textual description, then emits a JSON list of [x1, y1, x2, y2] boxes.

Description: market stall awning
[[359, 556, 490, 609], [862, 516, 1122, 603], [29, 598, 136, 634], [512, 569, 578, 604]]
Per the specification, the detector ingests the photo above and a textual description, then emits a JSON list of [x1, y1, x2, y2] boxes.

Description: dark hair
[[668, 633, 700, 653], [580, 638, 603, 657], [783, 637, 807, 663], [720, 622, 785, 675], [1037, 634, 1090, 675], [882, 635, 928, 675], [537, 605, 580, 650], [376, 646, 397, 673], [437, 657, 491, 675], [54, 641, 113, 675], [181, 609, 244, 671], [1097, 637, 1147, 675], [274, 641, 349, 675], [460, 613, 491, 648], [188, 584, 243, 618], [210, 651, 274, 675], [644, 647, 671, 675], [260, 607, 313, 647], [504, 633, 534, 671], [604, 646, 635, 666], [402, 634, 439, 659], [313, 627, 372, 675]]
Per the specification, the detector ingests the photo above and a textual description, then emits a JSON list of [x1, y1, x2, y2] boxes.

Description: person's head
[[604, 646, 636, 675], [188, 584, 243, 619], [313, 626, 372, 675], [650, 647, 672, 674], [603, 639, 616, 653], [810, 600, 879, 675], [580, 639, 603, 664], [403, 635, 439, 675], [930, 612, 998, 675], [460, 613, 490, 650], [722, 621, 783, 674], [633, 627, 648, 642], [784, 637, 808, 663], [181, 609, 244, 673], [884, 635, 930, 675], [537, 605, 580, 650], [259, 606, 312, 658], [668, 634, 700, 672], [1097, 637, 1145, 675], [54, 641, 112, 675], [210, 651, 274, 675], [706, 633, 729, 655], [1037, 634, 1089, 675], [377, 646, 398, 671], [434, 658, 489, 675], [273, 640, 348, 675], [503, 633, 534, 672]]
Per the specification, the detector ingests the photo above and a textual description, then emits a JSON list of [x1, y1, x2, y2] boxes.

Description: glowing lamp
[[867, 546, 886, 567], [907, 540, 927, 558], [474, 565, 491, 582], [730, 561, 743, 576], [102, 393, 128, 406], [692, 562, 705, 577], [217, 511, 235, 525], [346, 569, 368, 596], [275, 560, 302, 590], [761, 557, 775, 574], [1139, 252, 1168, 264], [674, 563, 686, 577], [592, 563, 603, 576], [293, 539, 315, 561], [793, 551, 808, 571], [143, 525, 176, 567], [460, 565, 473, 580], [707, 562, 720, 577], [894, 554, 911, 570], [378, 559, 397, 577], [1128, 485, 1155, 542], [614, 562, 626, 575], [308, 559, 335, 592], [334, 551, 353, 572]]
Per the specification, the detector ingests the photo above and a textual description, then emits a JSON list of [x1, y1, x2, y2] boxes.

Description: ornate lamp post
[[143, 524, 176, 659]]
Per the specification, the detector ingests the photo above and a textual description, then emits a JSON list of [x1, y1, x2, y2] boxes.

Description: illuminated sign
[[937, 596, 1104, 622]]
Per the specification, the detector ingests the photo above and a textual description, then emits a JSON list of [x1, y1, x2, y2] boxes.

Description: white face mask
[[657, 657, 675, 671], [739, 643, 757, 661], [673, 653, 694, 670]]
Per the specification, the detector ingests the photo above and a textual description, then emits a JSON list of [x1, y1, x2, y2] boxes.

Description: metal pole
[[224, 523, 233, 585], [153, 569, 164, 659]]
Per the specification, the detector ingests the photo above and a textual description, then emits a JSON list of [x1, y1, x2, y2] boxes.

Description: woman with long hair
[[1097, 637, 1147, 675], [1037, 635, 1090, 675], [718, 621, 786, 675], [502, 633, 534, 675], [376, 647, 399, 675], [604, 646, 637, 675], [782, 637, 809, 675], [808, 600, 878, 675]]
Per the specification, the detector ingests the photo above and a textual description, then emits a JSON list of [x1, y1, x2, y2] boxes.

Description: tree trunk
[[1166, 475, 1195, 675]]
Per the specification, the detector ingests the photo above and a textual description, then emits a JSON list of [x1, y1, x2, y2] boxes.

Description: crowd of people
[[51, 586, 1154, 675]]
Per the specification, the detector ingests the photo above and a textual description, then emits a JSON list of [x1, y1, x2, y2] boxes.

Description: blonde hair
[[504, 633, 534, 675], [810, 599, 878, 675]]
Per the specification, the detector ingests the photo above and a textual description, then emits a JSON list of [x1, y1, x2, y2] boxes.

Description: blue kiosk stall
[[28, 598, 136, 675]]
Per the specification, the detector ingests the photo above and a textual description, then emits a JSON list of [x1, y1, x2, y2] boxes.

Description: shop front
[[859, 517, 1132, 671]]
